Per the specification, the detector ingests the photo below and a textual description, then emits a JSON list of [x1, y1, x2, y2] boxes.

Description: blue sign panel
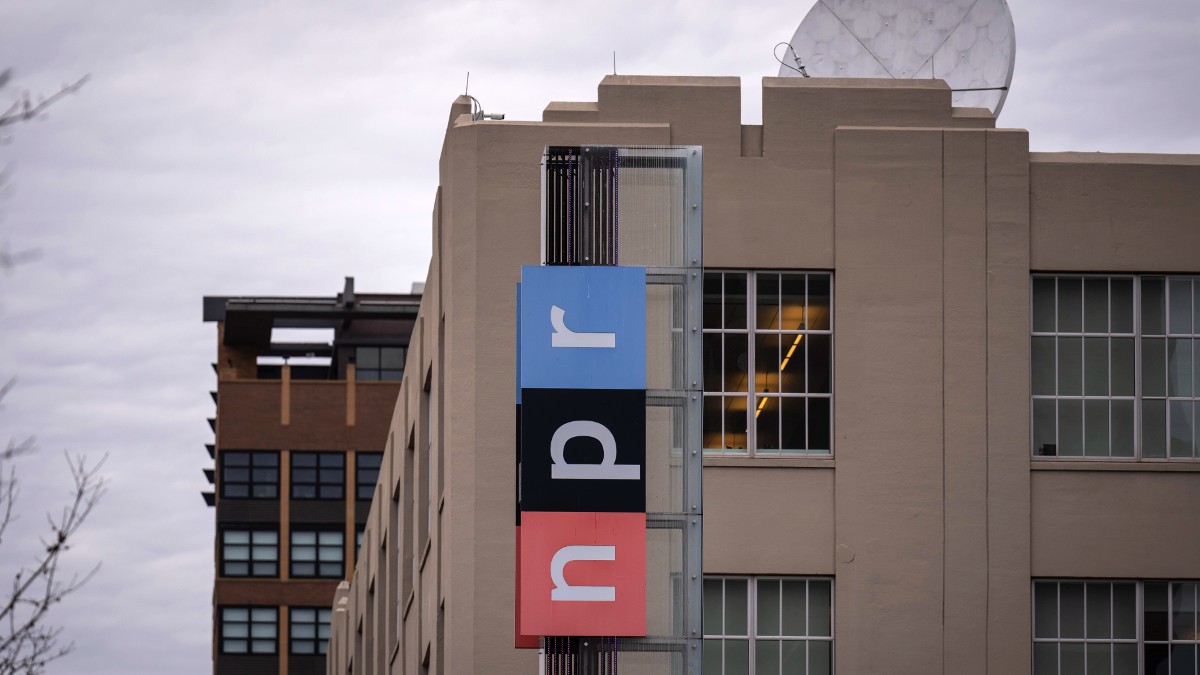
[[519, 265, 646, 390]]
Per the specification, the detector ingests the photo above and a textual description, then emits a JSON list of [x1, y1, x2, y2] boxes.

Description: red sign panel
[[519, 511, 646, 636]]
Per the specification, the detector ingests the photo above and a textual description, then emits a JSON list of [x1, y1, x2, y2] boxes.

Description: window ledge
[[402, 589, 415, 620], [704, 456, 834, 469], [418, 538, 432, 571], [1032, 459, 1200, 472]]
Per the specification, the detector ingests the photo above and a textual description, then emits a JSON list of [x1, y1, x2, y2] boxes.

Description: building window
[[220, 528, 278, 577], [703, 576, 833, 675], [220, 451, 279, 499], [355, 525, 365, 556], [703, 271, 833, 455], [290, 607, 332, 655], [291, 452, 345, 500], [356, 346, 406, 381], [1032, 276, 1200, 459], [290, 530, 344, 578], [220, 606, 277, 655], [356, 452, 383, 501], [1033, 580, 1199, 674]]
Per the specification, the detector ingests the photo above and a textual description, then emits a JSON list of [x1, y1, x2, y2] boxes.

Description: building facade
[[203, 279, 420, 675], [327, 76, 1200, 674]]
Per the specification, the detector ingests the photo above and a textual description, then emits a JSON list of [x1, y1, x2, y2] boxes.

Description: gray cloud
[[0, 1, 1196, 673]]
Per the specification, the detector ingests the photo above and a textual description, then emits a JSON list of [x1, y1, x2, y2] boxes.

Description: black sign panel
[[520, 388, 646, 513]]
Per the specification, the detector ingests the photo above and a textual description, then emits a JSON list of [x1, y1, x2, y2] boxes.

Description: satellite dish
[[778, 0, 1016, 115]]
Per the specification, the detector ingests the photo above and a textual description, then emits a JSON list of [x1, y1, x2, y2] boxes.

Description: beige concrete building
[[327, 75, 1200, 675]]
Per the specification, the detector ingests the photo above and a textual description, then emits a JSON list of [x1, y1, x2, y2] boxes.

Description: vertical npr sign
[[517, 265, 647, 638]]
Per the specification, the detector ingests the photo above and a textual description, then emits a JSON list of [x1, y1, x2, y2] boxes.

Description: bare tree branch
[[0, 75, 89, 129], [0, 453, 105, 675]]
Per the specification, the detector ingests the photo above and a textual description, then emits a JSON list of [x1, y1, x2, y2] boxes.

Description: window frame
[[1032, 579, 1200, 674], [219, 451, 279, 499], [1031, 274, 1200, 461], [290, 451, 345, 501], [703, 270, 834, 457], [356, 452, 383, 502], [219, 525, 279, 578], [219, 605, 278, 655], [354, 345, 406, 381], [703, 575, 835, 675], [289, 606, 333, 656], [290, 528, 345, 579]]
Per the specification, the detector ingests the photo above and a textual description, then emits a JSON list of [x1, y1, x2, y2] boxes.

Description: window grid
[[290, 607, 333, 655], [355, 346, 406, 381], [356, 452, 383, 501], [290, 530, 344, 578], [220, 451, 279, 499], [1033, 580, 1200, 674], [1031, 275, 1200, 460], [703, 271, 833, 456], [291, 452, 345, 500], [703, 576, 833, 675], [220, 528, 278, 578], [220, 606, 277, 655]]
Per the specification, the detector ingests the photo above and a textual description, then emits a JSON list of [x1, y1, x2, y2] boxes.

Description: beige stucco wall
[[327, 76, 1200, 675]]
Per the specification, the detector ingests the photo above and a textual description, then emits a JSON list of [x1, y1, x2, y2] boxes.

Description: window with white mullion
[[704, 271, 833, 456], [703, 576, 834, 675]]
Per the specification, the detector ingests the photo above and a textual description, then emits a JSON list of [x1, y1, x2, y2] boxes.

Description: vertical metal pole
[[683, 147, 705, 675]]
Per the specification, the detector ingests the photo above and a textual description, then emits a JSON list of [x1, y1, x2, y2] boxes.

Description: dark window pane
[[224, 485, 249, 498], [224, 452, 250, 466], [702, 579, 722, 635], [1144, 643, 1170, 675], [780, 274, 806, 332], [357, 347, 380, 369], [1170, 400, 1195, 458], [1086, 643, 1111, 675], [1144, 338, 1167, 397], [702, 640, 722, 671], [755, 334, 781, 393], [380, 369, 404, 381], [725, 274, 747, 330], [319, 486, 343, 499], [1033, 277, 1057, 333], [293, 469, 316, 484], [293, 453, 316, 467], [809, 640, 831, 675], [293, 485, 316, 499], [1113, 644, 1137, 675], [757, 579, 780, 636], [1035, 582, 1059, 638], [725, 579, 748, 635], [357, 370, 380, 381], [723, 396, 747, 451], [781, 580, 807, 636], [1084, 337, 1109, 396], [703, 273, 722, 329], [757, 273, 780, 330], [1145, 582, 1170, 641], [1143, 277, 1166, 335], [780, 397, 807, 452], [320, 454, 344, 468], [809, 580, 832, 636], [1113, 583, 1137, 639], [1112, 337, 1135, 397], [1058, 277, 1083, 333], [755, 397, 779, 451], [1033, 399, 1057, 456], [1034, 642, 1058, 675], [724, 334, 749, 394], [1169, 278, 1193, 335], [704, 334, 723, 391], [1173, 583, 1197, 641], [755, 640, 780, 674], [224, 468, 250, 482], [1111, 278, 1134, 333], [1032, 337, 1057, 396], [1059, 399, 1083, 456], [252, 468, 277, 482], [703, 396, 723, 451], [807, 334, 831, 394], [781, 640, 806, 675], [1061, 642, 1084, 673], [806, 275, 831, 331], [1143, 399, 1167, 458], [1171, 645, 1196, 675], [1060, 583, 1085, 639], [724, 639, 749, 675], [381, 348, 406, 369], [1085, 400, 1110, 457], [253, 485, 277, 498], [1059, 337, 1082, 396], [808, 398, 831, 453], [1111, 401, 1135, 458], [1169, 339, 1194, 397], [1085, 278, 1109, 333], [254, 453, 278, 467], [1086, 583, 1111, 639]]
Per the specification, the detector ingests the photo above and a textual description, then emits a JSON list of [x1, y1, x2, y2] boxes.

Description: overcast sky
[[0, 1, 1196, 673]]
